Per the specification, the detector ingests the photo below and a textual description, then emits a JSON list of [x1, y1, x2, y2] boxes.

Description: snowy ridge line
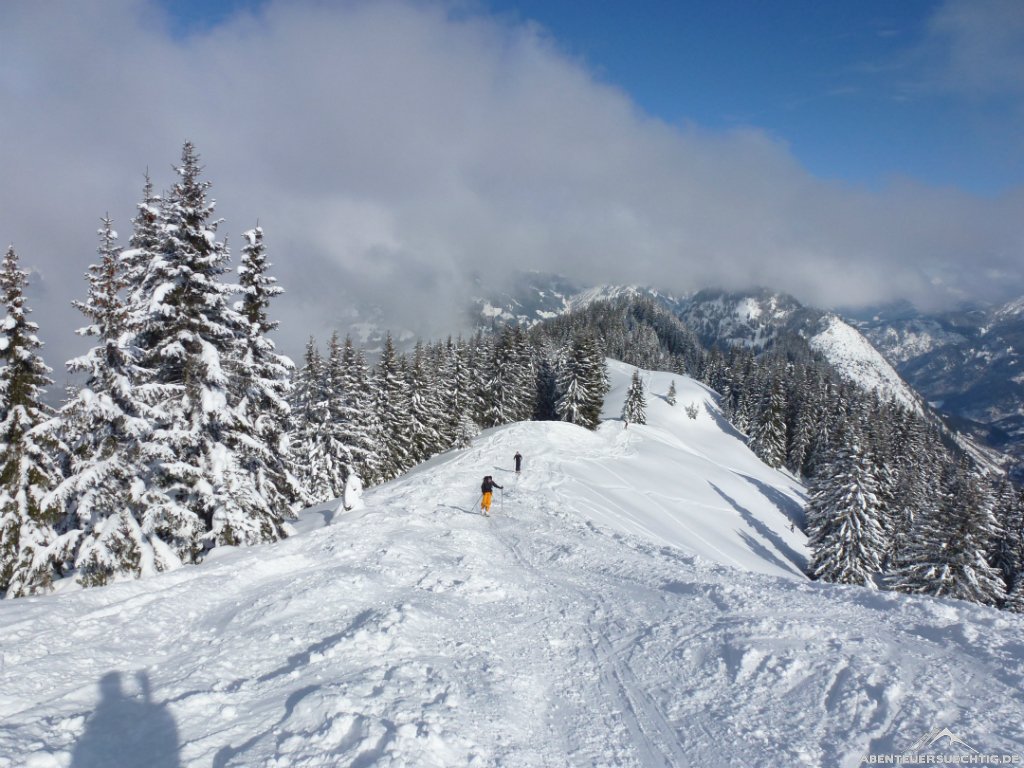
[[1, 363, 1022, 765]]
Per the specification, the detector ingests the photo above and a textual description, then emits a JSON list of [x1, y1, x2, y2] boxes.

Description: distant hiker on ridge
[[514, 451, 523, 475], [480, 475, 503, 517]]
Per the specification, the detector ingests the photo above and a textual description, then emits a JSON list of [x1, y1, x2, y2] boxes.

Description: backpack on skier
[[480, 475, 502, 516]]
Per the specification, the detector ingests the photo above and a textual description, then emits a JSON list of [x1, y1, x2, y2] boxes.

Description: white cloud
[[925, 0, 1024, 95], [0, 0, 1021, 375]]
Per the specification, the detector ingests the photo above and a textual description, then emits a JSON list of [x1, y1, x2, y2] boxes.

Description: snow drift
[[1, 362, 1022, 767]]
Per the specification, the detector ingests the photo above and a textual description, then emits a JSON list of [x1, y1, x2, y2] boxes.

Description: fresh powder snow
[[809, 315, 923, 412], [1, 362, 1022, 766]]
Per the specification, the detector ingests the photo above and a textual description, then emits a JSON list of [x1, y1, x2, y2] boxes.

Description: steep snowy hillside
[[678, 289, 923, 411], [2, 364, 1022, 767], [808, 315, 921, 412]]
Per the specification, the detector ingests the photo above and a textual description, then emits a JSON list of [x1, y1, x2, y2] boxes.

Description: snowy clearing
[[1, 363, 1021, 766]]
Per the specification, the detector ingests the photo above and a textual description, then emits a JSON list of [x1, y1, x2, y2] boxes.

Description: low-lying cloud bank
[[1, 0, 1021, 370]]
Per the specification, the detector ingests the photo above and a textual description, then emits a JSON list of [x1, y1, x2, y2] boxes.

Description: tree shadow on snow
[[71, 670, 181, 768], [709, 482, 808, 575], [741, 474, 806, 531], [704, 403, 751, 443]]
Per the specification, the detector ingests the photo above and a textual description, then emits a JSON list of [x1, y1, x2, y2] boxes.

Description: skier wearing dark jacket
[[514, 452, 523, 474], [481, 475, 503, 516]]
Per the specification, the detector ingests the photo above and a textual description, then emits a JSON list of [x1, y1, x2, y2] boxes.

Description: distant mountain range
[[473, 277, 923, 411], [469, 272, 1021, 478], [846, 298, 1024, 477]]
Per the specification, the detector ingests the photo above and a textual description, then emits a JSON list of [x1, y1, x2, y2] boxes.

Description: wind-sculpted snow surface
[[1, 364, 1022, 766]]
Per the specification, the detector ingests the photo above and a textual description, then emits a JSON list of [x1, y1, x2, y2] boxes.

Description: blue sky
[[159, 0, 1023, 195]]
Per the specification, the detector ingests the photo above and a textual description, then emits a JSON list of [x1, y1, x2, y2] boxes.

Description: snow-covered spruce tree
[[884, 416, 941, 570], [509, 326, 537, 422], [751, 380, 786, 468], [467, 330, 494, 427], [666, 380, 677, 406], [340, 337, 385, 485], [532, 342, 559, 422], [482, 328, 525, 428], [233, 226, 307, 515], [992, 479, 1024, 591], [407, 341, 445, 463], [375, 333, 413, 479], [891, 458, 1006, 606], [318, 331, 355, 495], [805, 430, 887, 587], [290, 337, 334, 502], [438, 337, 479, 448], [1005, 578, 1024, 614], [621, 369, 647, 426], [555, 334, 607, 430], [121, 172, 161, 290], [785, 396, 817, 478], [44, 217, 165, 586], [130, 142, 286, 557], [0, 246, 64, 596]]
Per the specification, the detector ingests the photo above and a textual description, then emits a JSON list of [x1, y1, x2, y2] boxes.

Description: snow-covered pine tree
[[319, 332, 355, 493], [805, 429, 887, 587], [885, 415, 940, 570], [375, 333, 413, 479], [991, 479, 1023, 589], [751, 380, 786, 468], [0, 246, 64, 596], [291, 338, 332, 501], [555, 334, 607, 430], [1005, 578, 1024, 614], [785, 395, 817, 478], [467, 331, 494, 427], [532, 342, 559, 422], [130, 142, 286, 557], [436, 337, 477, 448], [482, 328, 523, 428], [621, 369, 647, 426], [340, 337, 385, 484], [44, 217, 166, 586], [666, 380, 677, 406], [233, 226, 307, 516], [121, 172, 161, 291], [509, 326, 537, 422], [406, 341, 445, 464], [892, 458, 1006, 606]]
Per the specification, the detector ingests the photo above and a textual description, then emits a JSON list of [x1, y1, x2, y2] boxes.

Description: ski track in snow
[[1, 363, 1023, 766]]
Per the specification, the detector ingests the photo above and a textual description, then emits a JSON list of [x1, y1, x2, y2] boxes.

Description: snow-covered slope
[[808, 315, 922, 412], [2, 364, 1023, 767]]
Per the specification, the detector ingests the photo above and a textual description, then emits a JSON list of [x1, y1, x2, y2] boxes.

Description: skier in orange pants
[[480, 475, 503, 516]]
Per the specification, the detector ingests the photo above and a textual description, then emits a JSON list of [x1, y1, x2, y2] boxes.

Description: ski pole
[[500, 487, 504, 513]]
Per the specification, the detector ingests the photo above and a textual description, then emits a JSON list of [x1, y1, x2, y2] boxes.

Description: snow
[[996, 295, 1024, 320], [565, 284, 641, 312], [735, 296, 763, 321], [479, 302, 507, 320], [2, 363, 1022, 766], [810, 315, 923, 412]]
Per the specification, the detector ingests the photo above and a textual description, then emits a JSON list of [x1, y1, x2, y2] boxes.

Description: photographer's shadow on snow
[[71, 670, 181, 768]]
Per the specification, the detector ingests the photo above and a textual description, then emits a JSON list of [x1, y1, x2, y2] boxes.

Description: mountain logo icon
[[906, 726, 980, 755]]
